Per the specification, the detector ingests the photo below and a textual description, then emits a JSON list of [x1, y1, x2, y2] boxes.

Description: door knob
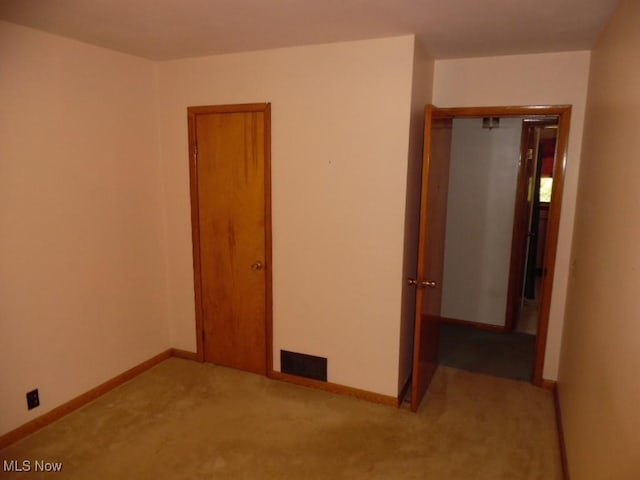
[[407, 278, 437, 288], [251, 261, 263, 271]]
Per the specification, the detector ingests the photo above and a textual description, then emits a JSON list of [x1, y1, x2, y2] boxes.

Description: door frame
[[431, 105, 571, 387], [187, 103, 273, 373]]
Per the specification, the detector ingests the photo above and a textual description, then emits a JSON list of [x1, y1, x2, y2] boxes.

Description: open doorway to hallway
[[434, 112, 562, 383], [405, 105, 570, 410]]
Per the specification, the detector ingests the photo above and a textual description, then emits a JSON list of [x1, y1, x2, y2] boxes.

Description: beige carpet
[[0, 359, 562, 479]]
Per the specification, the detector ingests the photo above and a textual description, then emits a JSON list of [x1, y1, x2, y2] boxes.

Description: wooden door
[[505, 122, 538, 330], [410, 105, 452, 412], [188, 103, 272, 375], [506, 119, 557, 331]]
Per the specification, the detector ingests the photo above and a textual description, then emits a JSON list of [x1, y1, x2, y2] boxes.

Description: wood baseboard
[[551, 382, 570, 480], [0, 349, 172, 450], [541, 378, 556, 390], [170, 348, 199, 361], [269, 370, 398, 407], [438, 316, 506, 333]]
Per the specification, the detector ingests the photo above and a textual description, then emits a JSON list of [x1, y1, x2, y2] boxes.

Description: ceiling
[[0, 0, 620, 61]]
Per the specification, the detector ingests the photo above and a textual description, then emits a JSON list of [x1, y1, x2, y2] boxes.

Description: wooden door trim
[[430, 104, 571, 387], [187, 108, 203, 361], [534, 106, 570, 386], [270, 371, 399, 407], [187, 102, 273, 373], [433, 105, 571, 118]]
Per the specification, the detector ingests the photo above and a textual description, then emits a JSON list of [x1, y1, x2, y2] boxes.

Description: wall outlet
[[26, 389, 40, 410]]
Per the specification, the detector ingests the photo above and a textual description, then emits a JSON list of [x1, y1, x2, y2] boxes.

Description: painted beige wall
[[157, 36, 417, 396], [559, 0, 640, 477], [398, 40, 434, 391], [0, 22, 170, 435], [442, 118, 521, 326], [433, 51, 591, 380]]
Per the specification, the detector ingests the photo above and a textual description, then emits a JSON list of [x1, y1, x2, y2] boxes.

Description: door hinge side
[[194, 139, 198, 159]]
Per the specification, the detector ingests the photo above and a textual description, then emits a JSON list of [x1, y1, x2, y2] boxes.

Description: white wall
[[157, 36, 417, 397], [0, 27, 420, 435], [398, 39, 434, 391], [559, 0, 640, 477], [0, 20, 594, 439], [433, 51, 591, 380], [0, 21, 170, 435], [441, 118, 521, 326]]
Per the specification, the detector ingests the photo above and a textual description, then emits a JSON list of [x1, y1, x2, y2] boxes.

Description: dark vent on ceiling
[[280, 350, 327, 382]]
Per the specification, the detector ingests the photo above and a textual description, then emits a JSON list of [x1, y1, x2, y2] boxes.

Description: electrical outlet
[[26, 389, 40, 410]]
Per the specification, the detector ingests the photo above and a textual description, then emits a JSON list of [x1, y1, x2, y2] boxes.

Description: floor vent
[[280, 350, 327, 382]]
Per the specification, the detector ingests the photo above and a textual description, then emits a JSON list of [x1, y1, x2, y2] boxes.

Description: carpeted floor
[[439, 323, 536, 382], [0, 358, 561, 479]]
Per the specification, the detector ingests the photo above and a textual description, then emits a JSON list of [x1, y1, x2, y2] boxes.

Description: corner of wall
[[152, 61, 175, 349]]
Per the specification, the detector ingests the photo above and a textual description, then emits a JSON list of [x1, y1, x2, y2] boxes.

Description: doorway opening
[[438, 115, 561, 382], [407, 105, 571, 410]]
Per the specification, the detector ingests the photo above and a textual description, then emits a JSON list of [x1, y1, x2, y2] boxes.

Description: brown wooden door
[[188, 103, 272, 375], [506, 121, 539, 331], [506, 119, 558, 332], [410, 105, 452, 411]]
